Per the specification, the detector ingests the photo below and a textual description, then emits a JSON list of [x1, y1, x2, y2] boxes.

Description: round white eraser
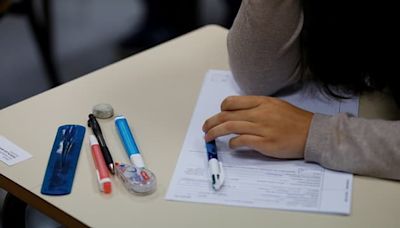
[[92, 103, 114, 119]]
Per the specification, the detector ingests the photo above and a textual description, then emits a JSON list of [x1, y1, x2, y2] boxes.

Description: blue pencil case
[[41, 125, 85, 195]]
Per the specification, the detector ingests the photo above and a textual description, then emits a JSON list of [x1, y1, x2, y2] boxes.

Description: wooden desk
[[1, 25, 400, 228]]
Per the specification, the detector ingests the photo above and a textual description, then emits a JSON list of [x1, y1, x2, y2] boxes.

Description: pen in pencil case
[[41, 124, 85, 196], [56, 125, 75, 169]]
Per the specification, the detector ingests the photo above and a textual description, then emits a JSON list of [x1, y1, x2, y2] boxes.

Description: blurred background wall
[[1, 0, 240, 227], [0, 0, 240, 109]]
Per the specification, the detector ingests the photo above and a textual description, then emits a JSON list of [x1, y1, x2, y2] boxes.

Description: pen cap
[[89, 135, 98, 146], [115, 116, 140, 156], [103, 182, 112, 194], [96, 170, 112, 194]]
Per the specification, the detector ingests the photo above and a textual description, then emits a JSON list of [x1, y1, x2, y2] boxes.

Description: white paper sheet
[[0, 136, 32, 166], [166, 70, 357, 215]]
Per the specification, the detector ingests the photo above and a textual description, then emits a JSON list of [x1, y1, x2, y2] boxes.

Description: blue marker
[[115, 115, 145, 168], [206, 140, 224, 190], [114, 115, 157, 194]]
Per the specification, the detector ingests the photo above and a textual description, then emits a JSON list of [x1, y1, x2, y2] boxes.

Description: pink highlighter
[[89, 135, 112, 194]]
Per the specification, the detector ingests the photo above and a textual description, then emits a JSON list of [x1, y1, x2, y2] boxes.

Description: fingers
[[229, 134, 304, 159], [203, 110, 251, 133], [229, 134, 264, 150], [221, 96, 266, 111], [203, 96, 275, 132], [228, 135, 281, 158], [204, 121, 261, 142], [201, 95, 310, 159]]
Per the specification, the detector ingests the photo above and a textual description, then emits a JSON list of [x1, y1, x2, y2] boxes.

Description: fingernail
[[204, 134, 210, 142], [202, 125, 207, 132]]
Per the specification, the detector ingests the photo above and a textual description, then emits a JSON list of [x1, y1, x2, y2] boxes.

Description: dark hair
[[301, 1, 399, 105]]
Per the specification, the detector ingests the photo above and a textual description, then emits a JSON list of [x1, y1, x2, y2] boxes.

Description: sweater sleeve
[[228, 0, 304, 95], [305, 113, 400, 180]]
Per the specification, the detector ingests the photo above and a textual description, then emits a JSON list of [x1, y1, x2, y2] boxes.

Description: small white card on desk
[[0, 136, 32, 166]]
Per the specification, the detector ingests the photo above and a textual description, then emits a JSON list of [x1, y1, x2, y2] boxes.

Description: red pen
[[89, 135, 112, 193]]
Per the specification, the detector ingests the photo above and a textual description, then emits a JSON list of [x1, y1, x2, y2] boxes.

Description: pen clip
[[215, 161, 225, 190], [209, 160, 224, 191]]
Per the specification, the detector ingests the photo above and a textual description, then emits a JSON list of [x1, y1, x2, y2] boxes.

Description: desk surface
[[1, 25, 400, 228]]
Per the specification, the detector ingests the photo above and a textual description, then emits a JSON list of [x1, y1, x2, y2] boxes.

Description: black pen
[[87, 114, 115, 174]]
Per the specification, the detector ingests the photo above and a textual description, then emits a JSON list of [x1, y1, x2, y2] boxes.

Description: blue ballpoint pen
[[206, 140, 224, 190]]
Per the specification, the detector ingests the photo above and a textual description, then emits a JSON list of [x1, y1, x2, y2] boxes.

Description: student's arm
[[222, 0, 400, 181], [228, 0, 303, 95], [305, 113, 400, 180], [202, 96, 400, 180]]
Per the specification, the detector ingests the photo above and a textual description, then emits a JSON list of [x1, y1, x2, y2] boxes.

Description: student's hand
[[202, 96, 313, 159]]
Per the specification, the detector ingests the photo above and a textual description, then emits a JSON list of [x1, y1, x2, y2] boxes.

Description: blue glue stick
[[115, 115, 145, 168], [114, 115, 156, 194]]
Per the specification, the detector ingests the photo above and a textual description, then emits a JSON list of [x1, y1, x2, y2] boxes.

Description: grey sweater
[[228, 0, 400, 180]]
